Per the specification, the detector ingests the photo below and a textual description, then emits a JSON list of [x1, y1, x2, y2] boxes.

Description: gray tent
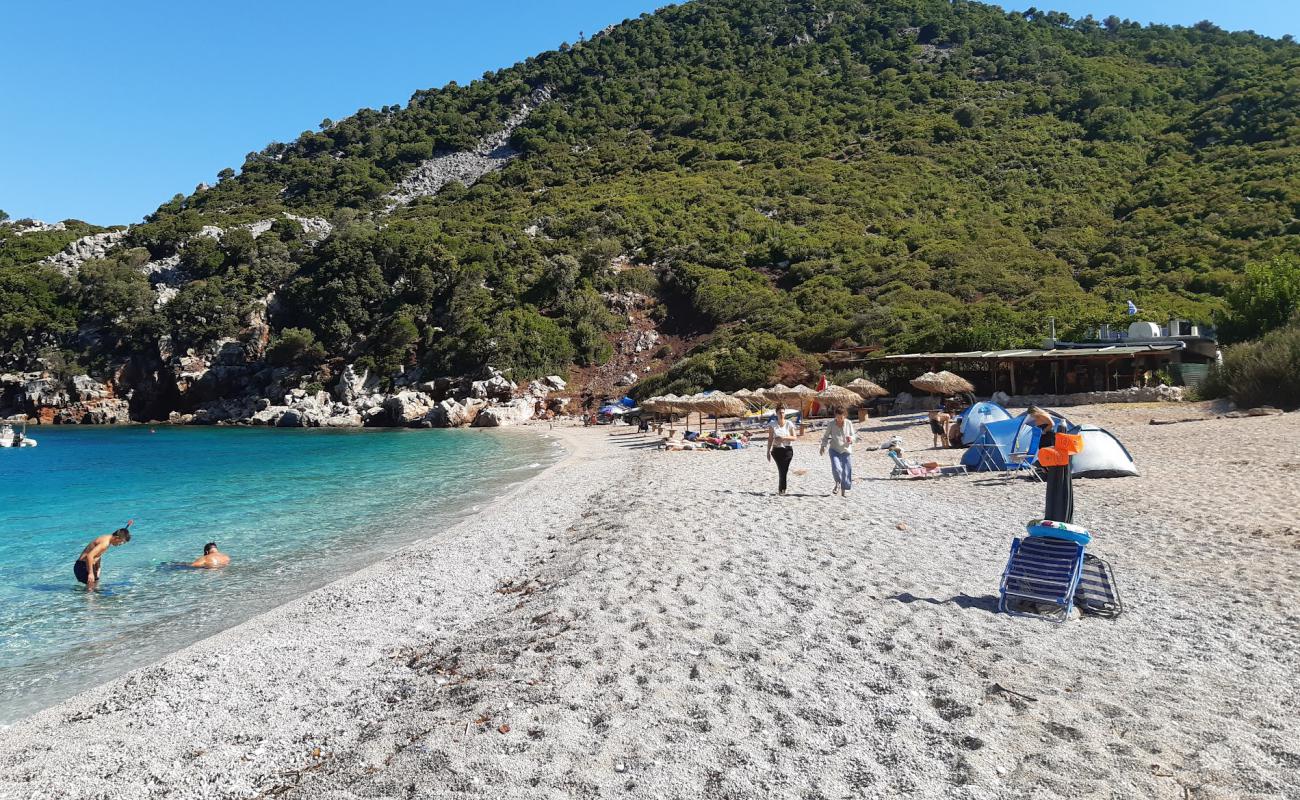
[[1071, 425, 1139, 478]]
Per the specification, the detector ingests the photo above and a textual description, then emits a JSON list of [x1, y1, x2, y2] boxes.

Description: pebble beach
[[1, 402, 1298, 799]]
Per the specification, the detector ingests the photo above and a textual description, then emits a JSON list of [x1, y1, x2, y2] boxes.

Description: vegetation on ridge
[[1, 0, 1298, 399]]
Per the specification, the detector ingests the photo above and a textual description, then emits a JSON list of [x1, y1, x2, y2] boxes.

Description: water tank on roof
[[1128, 321, 1161, 339]]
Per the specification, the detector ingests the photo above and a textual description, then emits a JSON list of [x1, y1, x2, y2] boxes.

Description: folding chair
[[1074, 553, 1123, 618], [1004, 449, 1043, 481], [998, 535, 1085, 623], [1003, 426, 1043, 481]]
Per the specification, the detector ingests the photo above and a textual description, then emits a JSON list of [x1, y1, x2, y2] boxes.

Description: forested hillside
[[2, 0, 1298, 412]]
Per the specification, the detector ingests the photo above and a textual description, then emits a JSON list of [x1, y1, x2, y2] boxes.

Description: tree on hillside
[[1218, 257, 1300, 343]]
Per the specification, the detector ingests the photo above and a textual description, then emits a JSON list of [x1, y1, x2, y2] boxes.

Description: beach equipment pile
[[998, 520, 1123, 622]]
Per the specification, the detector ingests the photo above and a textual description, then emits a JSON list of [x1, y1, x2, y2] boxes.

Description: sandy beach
[[2, 404, 1298, 799]]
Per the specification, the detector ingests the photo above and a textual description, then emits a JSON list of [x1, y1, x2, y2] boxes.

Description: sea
[[0, 424, 560, 725]]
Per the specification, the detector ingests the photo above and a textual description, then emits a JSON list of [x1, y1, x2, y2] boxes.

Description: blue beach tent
[[960, 415, 1042, 471], [957, 401, 1013, 445]]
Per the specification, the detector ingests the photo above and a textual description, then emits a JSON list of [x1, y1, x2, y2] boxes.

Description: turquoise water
[[0, 425, 559, 724]]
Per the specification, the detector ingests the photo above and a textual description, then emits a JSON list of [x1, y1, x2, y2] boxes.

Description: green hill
[[3, 0, 1298, 407]]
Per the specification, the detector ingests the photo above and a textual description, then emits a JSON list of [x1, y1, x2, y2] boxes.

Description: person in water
[[190, 542, 230, 569], [74, 523, 132, 590]]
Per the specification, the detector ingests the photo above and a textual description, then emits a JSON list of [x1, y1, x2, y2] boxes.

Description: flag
[[1126, 300, 1139, 315], [811, 374, 827, 415]]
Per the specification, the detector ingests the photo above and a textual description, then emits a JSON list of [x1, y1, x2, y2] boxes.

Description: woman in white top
[[819, 406, 855, 496], [765, 403, 798, 495]]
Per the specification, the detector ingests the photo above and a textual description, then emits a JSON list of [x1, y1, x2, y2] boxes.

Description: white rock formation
[[40, 230, 129, 276], [8, 219, 66, 235], [472, 398, 535, 427], [386, 86, 552, 207]]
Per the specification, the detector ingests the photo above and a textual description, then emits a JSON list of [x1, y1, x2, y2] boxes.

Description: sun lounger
[[1074, 553, 1123, 618], [998, 535, 1085, 623], [886, 450, 967, 479]]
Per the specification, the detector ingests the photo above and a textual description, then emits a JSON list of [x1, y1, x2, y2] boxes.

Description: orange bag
[[1054, 432, 1084, 455], [1037, 446, 1069, 467]]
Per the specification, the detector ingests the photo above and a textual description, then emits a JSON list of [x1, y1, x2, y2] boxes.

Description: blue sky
[[2, 0, 1295, 226]]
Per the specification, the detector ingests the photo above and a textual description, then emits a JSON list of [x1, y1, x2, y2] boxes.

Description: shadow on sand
[[887, 592, 1000, 613]]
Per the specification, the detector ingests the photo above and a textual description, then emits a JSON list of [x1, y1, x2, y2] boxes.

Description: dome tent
[[960, 410, 1138, 478], [957, 401, 1012, 446], [960, 415, 1041, 471], [1071, 425, 1139, 478]]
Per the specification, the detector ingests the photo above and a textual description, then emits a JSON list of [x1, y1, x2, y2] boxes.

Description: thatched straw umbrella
[[910, 370, 975, 395], [815, 384, 862, 411], [765, 384, 817, 423], [765, 383, 791, 400], [657, 393, 685, 428], [704, 393, 747, 427], [846, 377, 888, 400]]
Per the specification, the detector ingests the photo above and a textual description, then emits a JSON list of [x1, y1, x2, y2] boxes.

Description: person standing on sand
[[766, 403, 797, 495], [74, 522, 132, 590], [1028, 406, 1074, 523], [928, 408, 950, 448], [190, 542, 230, 569], [820, 407, 855, 496]]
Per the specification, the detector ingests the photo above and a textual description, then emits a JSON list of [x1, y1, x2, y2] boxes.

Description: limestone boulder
[[334, 364, 379, 404], [71, 375, 112, 402], [383, 391, 433, 425], [472, 399, 535, 427]]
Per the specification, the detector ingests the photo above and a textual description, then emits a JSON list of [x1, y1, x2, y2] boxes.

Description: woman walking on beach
[[820, 407, 855, 496], [766, 403, 797, 495]]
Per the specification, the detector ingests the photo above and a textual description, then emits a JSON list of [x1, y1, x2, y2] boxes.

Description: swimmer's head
[[204, 542, 218, 555], [111, 528, 131, 544]]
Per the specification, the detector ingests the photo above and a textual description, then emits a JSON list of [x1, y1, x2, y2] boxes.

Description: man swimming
[[74, 522, 132, 590], [190, 542, 230, 569]]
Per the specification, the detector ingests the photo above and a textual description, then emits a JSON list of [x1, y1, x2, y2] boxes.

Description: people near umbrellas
[[1028, 405, 1078, 523], [765, 403, 798, 495], [819, 407, 855, 496], [927, 408, 951, 448]]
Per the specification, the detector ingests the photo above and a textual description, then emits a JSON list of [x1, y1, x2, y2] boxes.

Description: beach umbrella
[[774, 384, 816, 405], [765, 384, 816, 420], [911, 370, 975, 395], [815, 383, 862, 410], [764, 383, 791, 401], [846, 377, 888, 399], [696, 392, 747, 433], [657, 393, 684, 428]]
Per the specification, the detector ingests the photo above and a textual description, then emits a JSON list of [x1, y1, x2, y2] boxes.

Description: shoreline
[[0, 424, 565, 727], [0, 423, 621, 797]]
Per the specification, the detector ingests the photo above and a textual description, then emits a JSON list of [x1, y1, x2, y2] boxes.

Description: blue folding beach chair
[[998, 534, 1085, 623]]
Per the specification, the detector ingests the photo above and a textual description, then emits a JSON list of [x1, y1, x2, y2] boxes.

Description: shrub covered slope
[[2, 0, 1298, 396]]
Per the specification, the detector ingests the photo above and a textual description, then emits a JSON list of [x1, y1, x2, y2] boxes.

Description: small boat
[[1, 418, 37, 448]]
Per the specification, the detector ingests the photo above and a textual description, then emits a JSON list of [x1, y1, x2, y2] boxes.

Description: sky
[[1, 0, 1295, 227]]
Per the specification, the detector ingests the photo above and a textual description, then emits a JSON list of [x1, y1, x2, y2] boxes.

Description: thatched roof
[[815, 384, 862, 408], [846, 377, 888, 399], [910, 370, 975, 395]]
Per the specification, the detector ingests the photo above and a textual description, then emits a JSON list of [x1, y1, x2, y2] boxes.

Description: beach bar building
[[871, 320, 1218, 396]]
